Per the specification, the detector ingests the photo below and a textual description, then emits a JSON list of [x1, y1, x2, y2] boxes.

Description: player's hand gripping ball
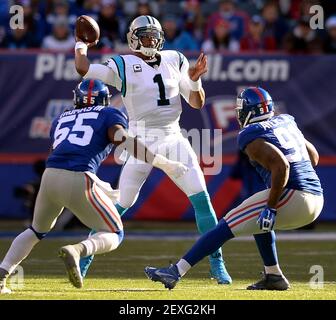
[[75, 15, 100, 45]]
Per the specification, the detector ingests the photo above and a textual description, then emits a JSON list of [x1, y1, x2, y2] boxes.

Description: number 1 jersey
[[238, 114, 323, 195], [84, 50, 191, 135], [47, 106, 128, 174]]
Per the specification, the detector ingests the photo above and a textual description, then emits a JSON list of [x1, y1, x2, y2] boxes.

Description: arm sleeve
[[84, 61, 122, 91], [178, 52, 192, 102]]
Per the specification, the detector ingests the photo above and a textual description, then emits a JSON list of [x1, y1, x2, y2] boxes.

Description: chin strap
[[243, 111, 274, 127], [243, 111, 252, 128]]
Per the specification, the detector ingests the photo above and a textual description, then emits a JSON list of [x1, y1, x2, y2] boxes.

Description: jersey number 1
[[153, 74, 170, 106]]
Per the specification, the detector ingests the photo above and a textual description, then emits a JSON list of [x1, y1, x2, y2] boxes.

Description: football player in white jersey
[[74, 15, 231, 284]]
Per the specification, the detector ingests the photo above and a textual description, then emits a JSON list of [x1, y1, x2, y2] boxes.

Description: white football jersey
[[84, 50, 191, 135]]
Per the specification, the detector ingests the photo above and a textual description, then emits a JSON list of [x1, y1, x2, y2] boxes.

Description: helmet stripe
[[146, 15, 151, 24], [87, 79, 94, 106], [252, 87, 268, 113]]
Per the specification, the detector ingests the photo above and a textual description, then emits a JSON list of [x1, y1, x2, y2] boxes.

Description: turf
[[0, 237, 336, 300]]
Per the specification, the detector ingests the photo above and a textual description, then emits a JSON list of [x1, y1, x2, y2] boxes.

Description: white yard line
[[2, 231, 336, 241]]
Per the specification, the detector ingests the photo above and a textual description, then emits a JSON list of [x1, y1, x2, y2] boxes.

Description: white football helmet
[[127, 15, 164, 57]]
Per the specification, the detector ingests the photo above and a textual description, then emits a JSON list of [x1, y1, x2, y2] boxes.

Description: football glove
[[152, 154, 188, 179], [257, 206, 277, 232]]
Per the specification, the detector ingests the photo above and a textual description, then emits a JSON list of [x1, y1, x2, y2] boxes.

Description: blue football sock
[[183, 219, 234, 266], [189, 191, 223, 260], [115, 203, 128, 217], [253, 231, 278, 266]]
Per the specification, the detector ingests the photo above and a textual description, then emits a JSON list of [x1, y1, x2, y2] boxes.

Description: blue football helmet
[[74, 79, 110, 108], [236, 87, 274, 128]]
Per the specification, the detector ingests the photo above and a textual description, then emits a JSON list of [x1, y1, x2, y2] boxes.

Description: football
[[75, 15, 100, 44]]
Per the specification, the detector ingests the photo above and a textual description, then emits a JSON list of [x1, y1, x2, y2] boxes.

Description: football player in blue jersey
[[145, 86, 324, 291], [0, 79, 188, 294]]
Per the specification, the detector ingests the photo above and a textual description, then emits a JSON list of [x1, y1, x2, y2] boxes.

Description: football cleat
[[0, 268, 11, 294], [247, 273, 290, 291], [58, 245, 83, 289], [0, 279, 11, 294], [79, 230, 96, 278], [209, 257, 232, 284], [144, 264, 180, 290], [79, 254, 94, 278]]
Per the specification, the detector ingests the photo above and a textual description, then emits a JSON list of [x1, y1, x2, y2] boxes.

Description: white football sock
[[176, 259, 191, 277], [0, 228, 40, 274], [264, 264, 283, 276], [79, 232, 121, 256]]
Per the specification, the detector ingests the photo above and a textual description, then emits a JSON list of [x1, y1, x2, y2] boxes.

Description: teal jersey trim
[[177, 51, 184, 71], [111, 55, 127, 97]]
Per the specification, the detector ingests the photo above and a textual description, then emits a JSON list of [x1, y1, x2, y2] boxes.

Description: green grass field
[[1, 234, 336, 300]]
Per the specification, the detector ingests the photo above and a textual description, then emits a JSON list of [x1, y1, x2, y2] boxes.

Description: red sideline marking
[[0, 153, 118, 164], [1, 153, 336, 166], [134, 175, 191, 220], [212, 178, 243, 219], [318, 157, 336, 165], [0, 153, 49, 163]]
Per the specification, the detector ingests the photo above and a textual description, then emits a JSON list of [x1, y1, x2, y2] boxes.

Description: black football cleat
[[247, 273, 290, 291]]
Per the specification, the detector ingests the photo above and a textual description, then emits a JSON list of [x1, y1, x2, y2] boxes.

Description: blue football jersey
[[47, 106, 128, 173], [238, 114, 322, 195]]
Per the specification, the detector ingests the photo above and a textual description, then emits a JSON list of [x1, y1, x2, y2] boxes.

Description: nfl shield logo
[[133, 64, 142, 72]]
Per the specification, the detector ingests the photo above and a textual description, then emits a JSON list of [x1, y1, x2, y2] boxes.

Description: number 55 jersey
[[47, 106, 128, 174], [238, 114, 323, 196]]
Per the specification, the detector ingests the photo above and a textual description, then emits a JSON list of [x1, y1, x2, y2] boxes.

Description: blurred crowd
[[0, 0, 336, 54]]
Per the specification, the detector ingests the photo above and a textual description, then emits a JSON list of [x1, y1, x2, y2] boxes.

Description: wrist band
[[189, 78, 202, 91], [75, 41, 88, 54]]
